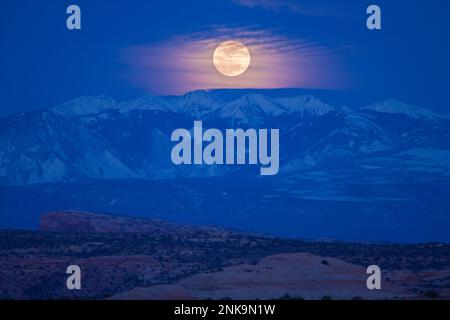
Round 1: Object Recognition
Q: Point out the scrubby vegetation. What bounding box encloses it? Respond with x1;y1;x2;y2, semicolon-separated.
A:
1;230;450;299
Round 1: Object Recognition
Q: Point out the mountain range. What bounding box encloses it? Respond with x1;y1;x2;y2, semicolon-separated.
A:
1;90;449;186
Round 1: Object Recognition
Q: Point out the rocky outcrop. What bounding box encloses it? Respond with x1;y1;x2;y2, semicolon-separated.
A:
109;253;410;300
40;210;201;234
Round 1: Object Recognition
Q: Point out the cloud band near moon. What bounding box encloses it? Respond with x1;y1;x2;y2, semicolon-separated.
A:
120;26;351;95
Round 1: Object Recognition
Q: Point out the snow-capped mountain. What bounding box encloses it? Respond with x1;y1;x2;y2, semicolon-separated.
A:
0;91;449;185
54;95;172;117
0;109;148;185
118;95;172;113
169;90;224;118
53;95;117;117
273;94;334;118
215;93;289;126
362;99;446;122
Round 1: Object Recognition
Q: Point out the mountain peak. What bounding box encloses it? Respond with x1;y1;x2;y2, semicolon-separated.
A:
53;95;117;117
171;90;223;117
119;95;170;113
273;95;334;117
238;93;277;105
226;93;288;117
183;89;215;97
362;99;444;121
180;90;222;103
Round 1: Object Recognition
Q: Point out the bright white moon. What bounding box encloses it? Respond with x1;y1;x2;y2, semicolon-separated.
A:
213;41;251;77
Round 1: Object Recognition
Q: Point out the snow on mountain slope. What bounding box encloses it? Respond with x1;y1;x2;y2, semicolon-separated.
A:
362;99;446;122
0;110;141;184
282;110;400;173
274;95;334;118
217;93;288;125
53;96;117;117
170;90;224;118
395;148;450;171
54;95;172;117
322;112;397;154
1;91;449;185
118;95;171;113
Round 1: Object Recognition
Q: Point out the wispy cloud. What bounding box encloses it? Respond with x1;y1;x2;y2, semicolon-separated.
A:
232;0;340;17
120;26;349;95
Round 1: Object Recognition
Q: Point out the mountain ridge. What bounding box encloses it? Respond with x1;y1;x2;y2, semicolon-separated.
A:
2;90;448;120
1;91;449;185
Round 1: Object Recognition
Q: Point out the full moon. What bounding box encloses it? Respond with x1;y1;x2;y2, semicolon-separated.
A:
213;41;251;77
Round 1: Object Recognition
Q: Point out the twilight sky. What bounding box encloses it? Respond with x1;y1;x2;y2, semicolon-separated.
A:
1;0;450;116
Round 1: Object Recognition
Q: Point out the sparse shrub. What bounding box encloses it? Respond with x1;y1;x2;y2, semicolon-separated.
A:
321;260;330;266
278;293;304;300
280;293;291;300
321;295;333;300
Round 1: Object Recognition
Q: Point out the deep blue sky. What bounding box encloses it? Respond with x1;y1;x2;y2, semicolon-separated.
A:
1;0;449;116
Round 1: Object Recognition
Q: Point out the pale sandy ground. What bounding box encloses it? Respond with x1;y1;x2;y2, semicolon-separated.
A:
109;253;414;300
